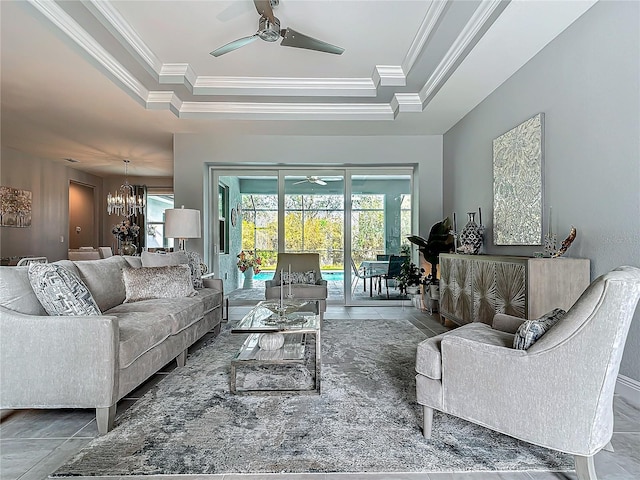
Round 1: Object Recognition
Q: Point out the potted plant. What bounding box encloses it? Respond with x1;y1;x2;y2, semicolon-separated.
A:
397;258;425;295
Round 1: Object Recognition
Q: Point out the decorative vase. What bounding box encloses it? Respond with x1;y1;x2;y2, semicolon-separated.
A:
459;212;483;254
242;268;254;289
259;332;285;351
406;285;420;295
120;240;137;256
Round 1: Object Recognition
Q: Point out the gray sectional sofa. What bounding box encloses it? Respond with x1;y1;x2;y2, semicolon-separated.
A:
0;255;223;434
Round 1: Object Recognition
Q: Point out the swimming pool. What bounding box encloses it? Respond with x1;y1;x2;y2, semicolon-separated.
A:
253;271;344;282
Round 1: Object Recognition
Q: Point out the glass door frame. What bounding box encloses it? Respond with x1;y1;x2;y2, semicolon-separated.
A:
206;165;417;306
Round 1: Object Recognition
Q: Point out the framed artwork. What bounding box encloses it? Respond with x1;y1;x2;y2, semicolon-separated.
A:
493;113;544;245
0;186;32;227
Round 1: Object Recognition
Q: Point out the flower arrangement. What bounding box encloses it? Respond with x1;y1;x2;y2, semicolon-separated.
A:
111;219;140;242
237;250;262;274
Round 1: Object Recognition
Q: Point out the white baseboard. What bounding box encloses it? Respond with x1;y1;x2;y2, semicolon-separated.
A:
616;374;640;405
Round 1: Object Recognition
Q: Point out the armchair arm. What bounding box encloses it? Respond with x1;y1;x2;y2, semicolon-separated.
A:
492;313;526;333
316;279;328;286
0;306;119;409
265;279;278;288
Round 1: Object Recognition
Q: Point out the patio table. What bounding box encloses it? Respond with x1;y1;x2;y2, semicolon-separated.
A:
360;260;389;297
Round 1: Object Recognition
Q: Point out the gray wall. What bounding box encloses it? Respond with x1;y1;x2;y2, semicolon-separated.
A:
442;1;640;381
173;133;444;260
1;147;104;262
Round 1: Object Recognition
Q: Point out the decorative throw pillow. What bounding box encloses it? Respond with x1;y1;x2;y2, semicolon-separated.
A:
184;251;204;289
141;250;203;289
122;265;197;303
282;270;316;285
513;308;566;350
27;263;101;316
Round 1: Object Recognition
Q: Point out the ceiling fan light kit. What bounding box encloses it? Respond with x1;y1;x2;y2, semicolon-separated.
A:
210;0;344;57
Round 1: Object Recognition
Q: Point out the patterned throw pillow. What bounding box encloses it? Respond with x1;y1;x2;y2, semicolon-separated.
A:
282;270;316;285
141;250;203;289
184;251;204;289
122;265;197;303
513;308;566;350
28;263;101;316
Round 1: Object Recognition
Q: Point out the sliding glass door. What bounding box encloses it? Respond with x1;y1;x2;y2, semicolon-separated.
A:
209;167;414;306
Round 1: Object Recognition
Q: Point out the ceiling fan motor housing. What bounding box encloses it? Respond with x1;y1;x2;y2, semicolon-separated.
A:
258;16;281;42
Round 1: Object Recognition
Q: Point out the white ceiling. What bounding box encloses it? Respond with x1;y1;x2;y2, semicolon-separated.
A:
0;0;597;177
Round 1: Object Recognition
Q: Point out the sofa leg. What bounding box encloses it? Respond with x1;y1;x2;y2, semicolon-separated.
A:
96;405;116;435
575;454;597;480
422;406;433;439
176;349;187;367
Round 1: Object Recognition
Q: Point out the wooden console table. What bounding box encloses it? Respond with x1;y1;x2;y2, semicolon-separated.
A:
439;254;590;326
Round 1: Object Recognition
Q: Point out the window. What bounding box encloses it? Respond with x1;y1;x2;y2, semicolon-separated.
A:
219;184;229;254
146;191;174;249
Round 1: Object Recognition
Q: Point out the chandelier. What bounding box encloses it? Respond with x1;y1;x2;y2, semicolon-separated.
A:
106;160;145;216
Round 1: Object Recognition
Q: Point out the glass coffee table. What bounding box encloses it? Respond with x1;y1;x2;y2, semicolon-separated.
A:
230;300;321;395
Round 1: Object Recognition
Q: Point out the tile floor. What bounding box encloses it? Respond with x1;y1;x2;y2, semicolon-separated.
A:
1;306;639;480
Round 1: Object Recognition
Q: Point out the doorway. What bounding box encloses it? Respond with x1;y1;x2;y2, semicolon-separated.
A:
68;181;96;249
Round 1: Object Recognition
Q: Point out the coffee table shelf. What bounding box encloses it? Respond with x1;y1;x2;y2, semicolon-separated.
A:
230;300;321;395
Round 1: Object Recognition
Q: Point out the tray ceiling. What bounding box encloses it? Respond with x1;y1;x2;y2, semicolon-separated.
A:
0;0;597;176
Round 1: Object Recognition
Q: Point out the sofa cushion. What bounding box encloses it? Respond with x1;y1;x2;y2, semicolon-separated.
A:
0;266;48;315
141;250;188;267
27;263;101;316
197;287;223;314
112;309;175;368
73;256;129;311
122;265;196;303
513;308;566;350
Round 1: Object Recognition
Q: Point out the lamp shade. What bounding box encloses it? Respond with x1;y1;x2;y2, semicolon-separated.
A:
164;207;201;239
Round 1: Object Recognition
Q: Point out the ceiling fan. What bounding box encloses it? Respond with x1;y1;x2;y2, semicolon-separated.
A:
293;176;328;185
210;0;344;57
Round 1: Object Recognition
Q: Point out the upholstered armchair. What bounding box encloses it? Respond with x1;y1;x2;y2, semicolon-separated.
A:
415;266;640;480
265;253;328;319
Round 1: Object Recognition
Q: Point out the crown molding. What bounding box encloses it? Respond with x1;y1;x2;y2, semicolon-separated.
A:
419;0;507;107
373;66;406;87
159;64;197;89
146;91;182;116
83;0;162;80
391;94;423;116
191;77;377;97
27;0;148;104
402;0;449;74
178;102;394;121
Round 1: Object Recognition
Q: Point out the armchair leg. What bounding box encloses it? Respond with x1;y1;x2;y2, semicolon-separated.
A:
575;454;597;480
422;406;433;439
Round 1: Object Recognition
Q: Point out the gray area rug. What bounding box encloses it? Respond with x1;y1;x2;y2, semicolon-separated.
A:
54;318;573;475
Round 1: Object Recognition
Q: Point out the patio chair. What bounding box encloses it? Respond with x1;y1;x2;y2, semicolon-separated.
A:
264;253;328;319
415;266;640;480
350;258;368;293
382;255;404;298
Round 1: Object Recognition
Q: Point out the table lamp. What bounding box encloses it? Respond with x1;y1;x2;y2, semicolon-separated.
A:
164;206;201;251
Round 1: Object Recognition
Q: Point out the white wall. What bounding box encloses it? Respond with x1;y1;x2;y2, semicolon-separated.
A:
443;1;640;381
173;134;444;261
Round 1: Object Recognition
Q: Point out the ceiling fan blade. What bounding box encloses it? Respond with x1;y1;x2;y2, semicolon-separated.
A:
254;0;275;24
280;28;344;55
292;180;307;185
315;179;327;185
210;34;259;57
